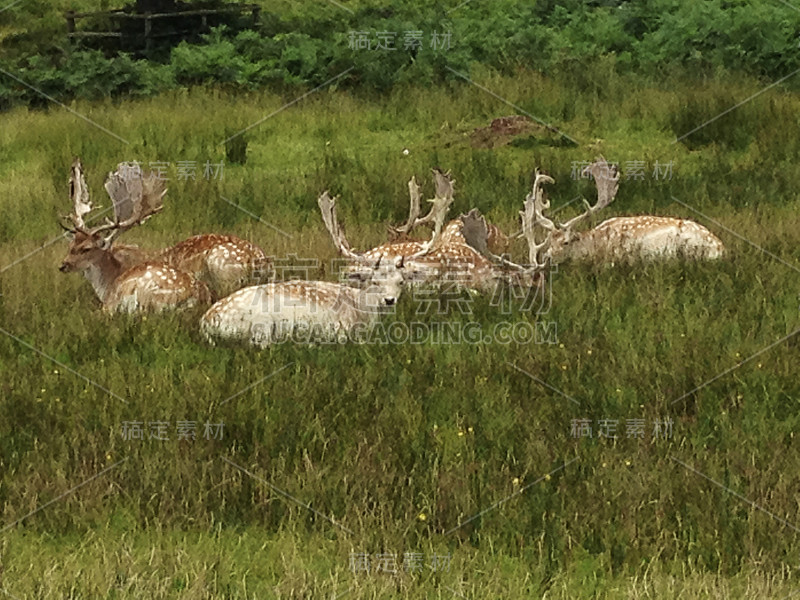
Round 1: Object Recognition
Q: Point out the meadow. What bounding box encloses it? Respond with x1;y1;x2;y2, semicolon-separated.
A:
0;65;799;598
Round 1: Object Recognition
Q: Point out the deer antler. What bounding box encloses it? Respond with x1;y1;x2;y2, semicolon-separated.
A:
317;190;362;260
62;160;166;243
459;208;491;257
521;169;557;269
407;168;455;259
101;163;166;233
320;168;456;265
558;156;619;232
460;208;523;271
388;175;422;237
461;169;555;275
390;168;454;238
585;156;619;208
65;157;93;232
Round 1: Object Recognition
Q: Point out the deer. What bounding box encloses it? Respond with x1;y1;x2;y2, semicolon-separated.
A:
59;158;212;314
321;170;527;294
542;158;725;263
457;168;557;289
199;257;409;347
199;175;458;347
60;161;269;299
110;233;271;298
388;176;510;255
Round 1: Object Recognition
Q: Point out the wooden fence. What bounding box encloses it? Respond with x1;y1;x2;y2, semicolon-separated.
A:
65;4;260;52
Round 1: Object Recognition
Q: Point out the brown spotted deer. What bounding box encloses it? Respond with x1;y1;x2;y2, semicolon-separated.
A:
458;169;557;288
111;233;270;298
66;161;269;298
59;158;212;313
544;158;725;263
323;170;524;294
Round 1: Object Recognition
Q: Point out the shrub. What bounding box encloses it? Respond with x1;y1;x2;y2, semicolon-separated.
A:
2;0;800;109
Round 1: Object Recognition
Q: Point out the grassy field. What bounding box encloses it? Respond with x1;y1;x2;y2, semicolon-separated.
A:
0;67;799;598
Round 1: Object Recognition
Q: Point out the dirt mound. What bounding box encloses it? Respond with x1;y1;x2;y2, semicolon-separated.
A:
470;115;544;148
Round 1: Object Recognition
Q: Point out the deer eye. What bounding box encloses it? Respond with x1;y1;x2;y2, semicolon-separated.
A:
79;246;92;254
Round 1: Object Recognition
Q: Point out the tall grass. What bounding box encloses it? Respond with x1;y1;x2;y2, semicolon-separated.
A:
0;68;799;597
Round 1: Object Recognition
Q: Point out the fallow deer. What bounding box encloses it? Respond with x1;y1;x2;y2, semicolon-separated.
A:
199;171;463;347
87;162;269;297
199;257;408;347
542;158;725;263
323;170;523;294
109;233;270;298
59;158;212;313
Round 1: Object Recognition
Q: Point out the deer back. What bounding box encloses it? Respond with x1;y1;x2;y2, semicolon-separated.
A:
158;233;271;296
201;256;408;346
554;216;725;262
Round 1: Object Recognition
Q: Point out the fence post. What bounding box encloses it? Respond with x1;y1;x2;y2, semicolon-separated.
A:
144;12;152;53
65;11;76;35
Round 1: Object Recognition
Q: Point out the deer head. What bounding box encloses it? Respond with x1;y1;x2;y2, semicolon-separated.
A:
546;157;620;259
59;159;166;274
459;167;556;280
318;168;455;279
344;255;407;312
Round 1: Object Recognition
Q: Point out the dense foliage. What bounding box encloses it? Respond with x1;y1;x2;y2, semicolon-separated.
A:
1;0;799;108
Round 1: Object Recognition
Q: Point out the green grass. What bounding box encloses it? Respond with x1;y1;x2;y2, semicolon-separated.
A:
0;68;799;598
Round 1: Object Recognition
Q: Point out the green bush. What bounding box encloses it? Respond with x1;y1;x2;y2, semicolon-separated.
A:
172;35;246;86
2;0;800;109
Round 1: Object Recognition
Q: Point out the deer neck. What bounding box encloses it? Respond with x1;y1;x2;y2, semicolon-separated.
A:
333;285;365;315
83;251;125;302
111;243;152;269
353;287;377;315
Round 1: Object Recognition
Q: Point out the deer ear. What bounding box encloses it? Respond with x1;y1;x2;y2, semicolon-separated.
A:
97;235;113;250
58;218;76;240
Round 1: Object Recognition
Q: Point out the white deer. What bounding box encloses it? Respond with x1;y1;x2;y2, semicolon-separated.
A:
199;258;407;347
542;158;725;263
199;174;461;347
59;158;212;313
